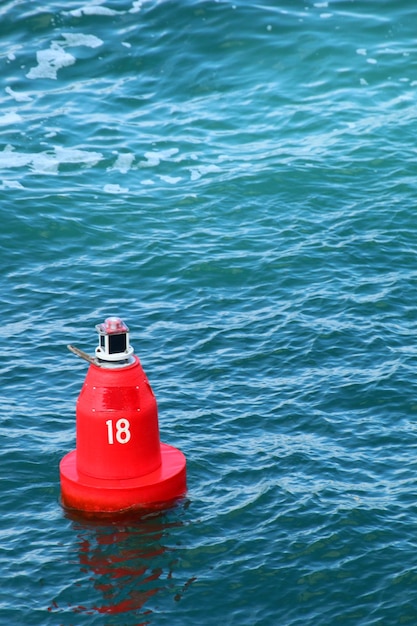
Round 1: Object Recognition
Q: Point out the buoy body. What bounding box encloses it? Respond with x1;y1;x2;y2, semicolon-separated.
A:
60;320;186;515
75;358;162;480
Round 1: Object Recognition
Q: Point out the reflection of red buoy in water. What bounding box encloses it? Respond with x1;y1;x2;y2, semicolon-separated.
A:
59;317;186;515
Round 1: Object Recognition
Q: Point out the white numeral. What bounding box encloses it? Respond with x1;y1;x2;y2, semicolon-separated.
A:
106;418;131;444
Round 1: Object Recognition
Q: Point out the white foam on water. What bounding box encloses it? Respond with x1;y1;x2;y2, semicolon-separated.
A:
31;153;59;174
141;152;160;167
67;0;148;17
0;145;31;168
189;164;221;181
159;175;182;184
129;1;146;14
26;32;103;80
0;144;103;174
108;152;135;173
54;146;103;166
60;33;103;48
0;149;59;174
69;2;118;17
5;87;33;102
103;183;129;194
141;148;179;167
1;179;24;189
0;111;22;125
26;44;76;80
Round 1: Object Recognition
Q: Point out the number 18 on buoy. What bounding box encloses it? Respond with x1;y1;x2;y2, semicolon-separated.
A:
59;317;186;515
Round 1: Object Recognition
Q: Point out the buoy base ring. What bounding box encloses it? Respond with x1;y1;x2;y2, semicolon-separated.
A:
60;443;186;515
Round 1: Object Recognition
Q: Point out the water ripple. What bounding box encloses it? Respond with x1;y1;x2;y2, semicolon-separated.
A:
2;2;417;625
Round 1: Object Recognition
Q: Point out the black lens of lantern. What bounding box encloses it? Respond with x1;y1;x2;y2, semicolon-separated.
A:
108;333;127;354
100;335;105;349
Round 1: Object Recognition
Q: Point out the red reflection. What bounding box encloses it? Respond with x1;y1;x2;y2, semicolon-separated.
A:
65;506;191;623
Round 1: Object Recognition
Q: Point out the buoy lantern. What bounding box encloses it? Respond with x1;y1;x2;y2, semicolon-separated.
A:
60;317;186;515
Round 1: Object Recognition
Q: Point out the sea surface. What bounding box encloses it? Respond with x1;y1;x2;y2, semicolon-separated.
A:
2;1;417;624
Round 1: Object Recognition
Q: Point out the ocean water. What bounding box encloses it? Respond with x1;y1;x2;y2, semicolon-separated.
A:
2;0;417;624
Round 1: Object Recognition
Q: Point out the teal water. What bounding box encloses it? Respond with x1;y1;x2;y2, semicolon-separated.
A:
2;1;417;624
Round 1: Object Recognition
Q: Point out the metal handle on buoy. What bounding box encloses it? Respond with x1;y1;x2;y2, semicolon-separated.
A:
67;344;97;364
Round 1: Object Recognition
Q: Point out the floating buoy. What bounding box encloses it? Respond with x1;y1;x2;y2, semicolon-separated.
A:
60;317;186;515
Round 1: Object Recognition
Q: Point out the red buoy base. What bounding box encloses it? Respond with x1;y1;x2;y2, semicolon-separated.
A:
60;443;186;515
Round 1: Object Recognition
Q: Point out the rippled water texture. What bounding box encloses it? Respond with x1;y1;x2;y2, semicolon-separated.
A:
2;1;417;624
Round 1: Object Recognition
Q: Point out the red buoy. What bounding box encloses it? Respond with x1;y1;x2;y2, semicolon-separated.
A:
60;317;186;515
